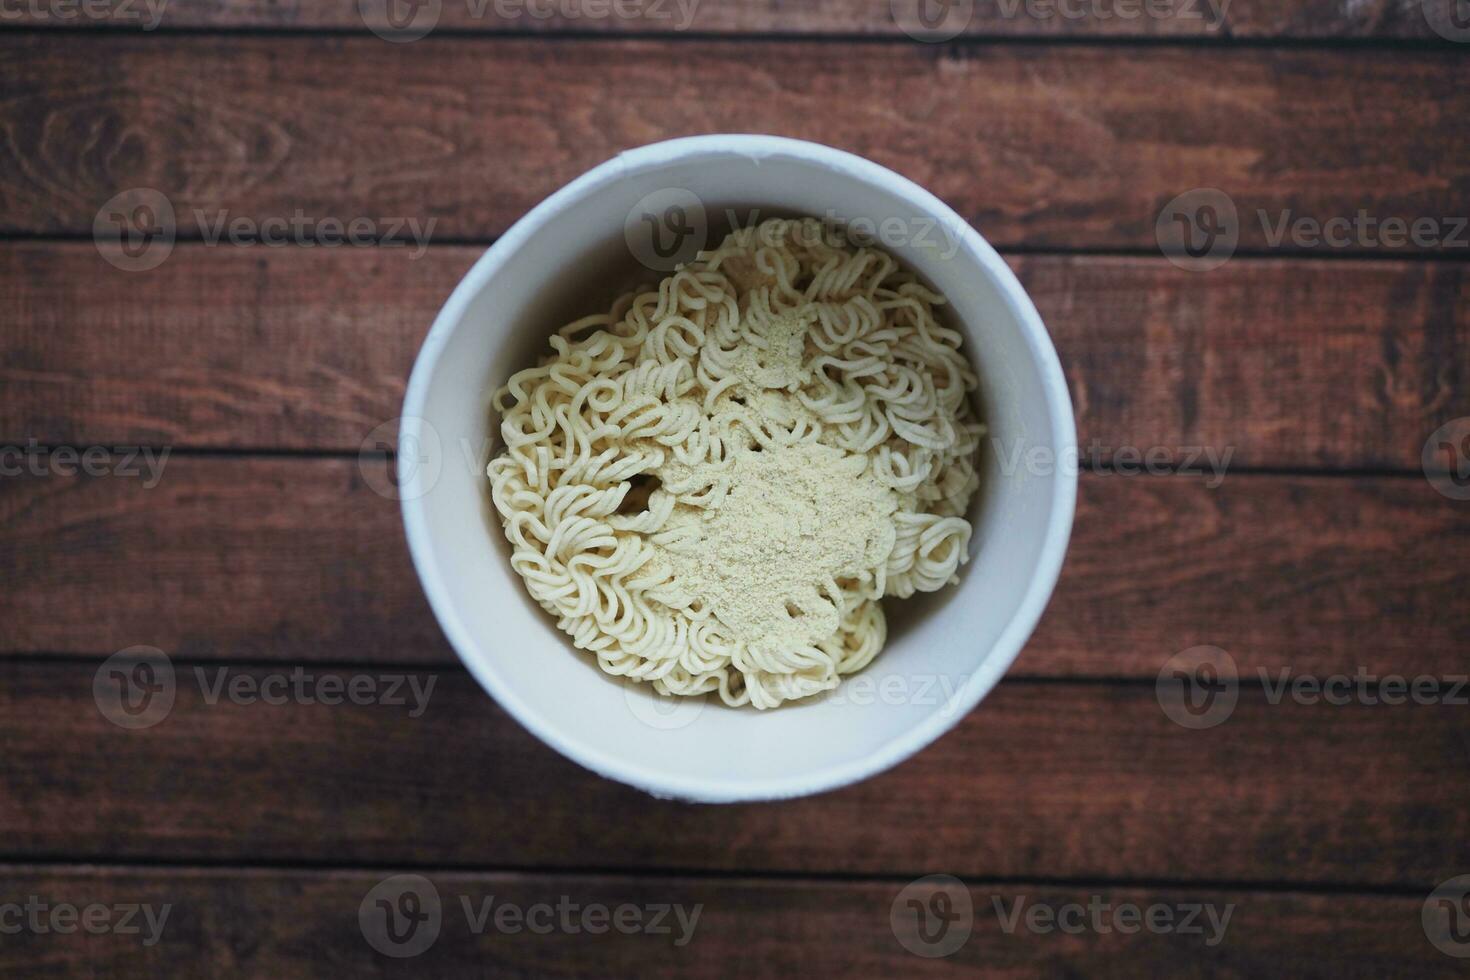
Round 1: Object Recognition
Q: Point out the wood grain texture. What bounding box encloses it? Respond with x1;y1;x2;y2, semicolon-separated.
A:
2;0;1461;39
2;458;1466;677
1;37;1466;251
0;243;473;451
1013;254;1470;473
3;243;1465;468
0;867;1453;979
0;457;452;663
1031;471;1470;678
2;663;1468;887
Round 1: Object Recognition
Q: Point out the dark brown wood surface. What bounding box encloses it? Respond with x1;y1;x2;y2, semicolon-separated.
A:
2;869;1458;975
1;17;1467;980
4;661;1468;888
1;37;1467;253
5;0;1464;40
0;868;1452;978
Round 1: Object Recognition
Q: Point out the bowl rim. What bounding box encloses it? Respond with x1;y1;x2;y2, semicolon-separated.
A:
399;134;1078;802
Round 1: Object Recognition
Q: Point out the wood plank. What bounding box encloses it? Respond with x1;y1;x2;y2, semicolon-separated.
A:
2;459;1466;678
1;37;1466;251
1013;254;1470;473
0;457;452;664
2;663;1467;887
4;243;1466;469
0;866;1451;978
2;0;1458;40
0;243;473;452
1030;472;1470;678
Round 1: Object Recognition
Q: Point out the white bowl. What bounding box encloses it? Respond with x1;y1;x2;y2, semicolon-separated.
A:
399;135;1076;802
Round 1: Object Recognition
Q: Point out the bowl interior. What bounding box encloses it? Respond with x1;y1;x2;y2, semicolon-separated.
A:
402;140;1073;800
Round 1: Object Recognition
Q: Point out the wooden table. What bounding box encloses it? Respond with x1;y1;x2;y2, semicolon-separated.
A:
2;3;1468;976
